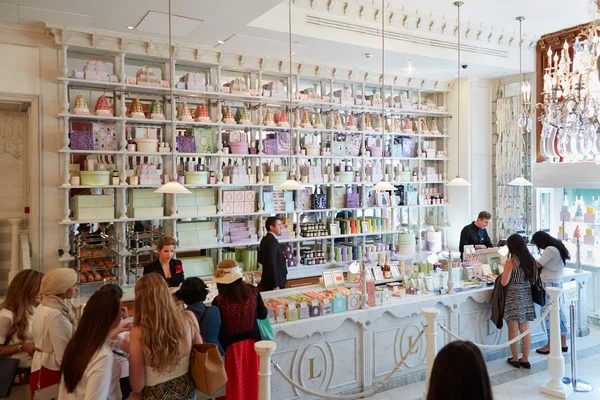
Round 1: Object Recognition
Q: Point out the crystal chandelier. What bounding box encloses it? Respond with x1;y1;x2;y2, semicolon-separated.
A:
538;0;600;163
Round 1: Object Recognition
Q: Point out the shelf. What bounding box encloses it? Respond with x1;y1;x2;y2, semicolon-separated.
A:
60;78;451;119
59;148;121;155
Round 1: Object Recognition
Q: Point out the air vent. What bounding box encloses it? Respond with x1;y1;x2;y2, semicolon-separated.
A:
306;15;508;58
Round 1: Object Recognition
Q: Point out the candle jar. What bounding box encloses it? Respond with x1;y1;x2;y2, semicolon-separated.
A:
70;176;80;186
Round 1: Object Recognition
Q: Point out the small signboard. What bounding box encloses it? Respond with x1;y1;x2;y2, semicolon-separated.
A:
563;280;579;303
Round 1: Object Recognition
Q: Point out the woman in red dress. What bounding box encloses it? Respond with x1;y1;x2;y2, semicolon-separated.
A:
212;260;267;400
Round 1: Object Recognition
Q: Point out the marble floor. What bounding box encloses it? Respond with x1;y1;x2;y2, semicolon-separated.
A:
368;326;600;400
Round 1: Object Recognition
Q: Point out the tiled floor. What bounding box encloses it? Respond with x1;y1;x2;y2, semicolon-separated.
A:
369;326;600;400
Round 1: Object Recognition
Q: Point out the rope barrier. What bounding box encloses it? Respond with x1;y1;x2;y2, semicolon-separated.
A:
439;302;553;349
271;325;427;399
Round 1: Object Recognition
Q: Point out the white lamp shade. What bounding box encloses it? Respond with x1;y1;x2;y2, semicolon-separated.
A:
447;176;471;187
507;177;533;187
348;261;360;274
154;181;192;194
370;180;396;191
278;178;305;191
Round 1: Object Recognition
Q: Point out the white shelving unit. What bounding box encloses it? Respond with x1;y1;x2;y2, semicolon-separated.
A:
57;46;452;281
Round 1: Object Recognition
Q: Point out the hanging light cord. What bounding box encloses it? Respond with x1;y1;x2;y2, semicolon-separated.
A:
289;0;293;177
381;0;385;174
168;0;175;179
454;1;463;178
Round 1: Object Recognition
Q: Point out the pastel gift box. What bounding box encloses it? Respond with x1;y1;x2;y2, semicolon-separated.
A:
584;213;596;223
560;211;571;221
584;234;595;245
332;296;347;313
69;131;94;150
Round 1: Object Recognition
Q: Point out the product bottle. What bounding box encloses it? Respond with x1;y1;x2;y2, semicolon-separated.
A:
383;253;392;279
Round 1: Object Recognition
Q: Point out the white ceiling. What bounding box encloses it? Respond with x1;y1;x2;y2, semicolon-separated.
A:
0;0;593;80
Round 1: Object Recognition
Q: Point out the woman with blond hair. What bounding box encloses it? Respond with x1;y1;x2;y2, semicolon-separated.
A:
0;269;43;399
143;236;185;291
128;273;202;400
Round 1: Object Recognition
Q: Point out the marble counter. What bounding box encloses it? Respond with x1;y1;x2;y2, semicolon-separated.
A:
571;259;600;327
268;268;591;400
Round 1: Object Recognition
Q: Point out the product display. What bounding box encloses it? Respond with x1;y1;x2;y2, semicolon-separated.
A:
194;103;211;122
149;100;165;120
94;94;112;116
177;102;194;122
73;94;90;115
129;98;145;119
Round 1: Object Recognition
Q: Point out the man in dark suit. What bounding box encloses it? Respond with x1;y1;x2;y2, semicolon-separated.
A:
259;217;287;291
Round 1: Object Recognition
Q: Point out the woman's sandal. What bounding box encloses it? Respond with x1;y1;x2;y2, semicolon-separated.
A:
519;359;531;369
507;358;521;368
536;347;550;355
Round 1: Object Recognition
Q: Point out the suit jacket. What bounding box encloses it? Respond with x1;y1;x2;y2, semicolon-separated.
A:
491;275;506;329
143;259;185;287
258;233;287;291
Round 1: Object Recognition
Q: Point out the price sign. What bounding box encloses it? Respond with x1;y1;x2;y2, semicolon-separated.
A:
563;280;579;303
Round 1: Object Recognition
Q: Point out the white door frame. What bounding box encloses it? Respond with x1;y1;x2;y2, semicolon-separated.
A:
0;92;42;270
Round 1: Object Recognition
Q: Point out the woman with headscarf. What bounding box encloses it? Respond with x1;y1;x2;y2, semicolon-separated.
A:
29;268;78;396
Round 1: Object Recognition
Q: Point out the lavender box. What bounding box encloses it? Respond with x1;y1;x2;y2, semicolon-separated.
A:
69;130;94;150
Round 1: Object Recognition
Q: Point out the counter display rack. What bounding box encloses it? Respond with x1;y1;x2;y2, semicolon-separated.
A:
70;233;120;293
57;48;452;283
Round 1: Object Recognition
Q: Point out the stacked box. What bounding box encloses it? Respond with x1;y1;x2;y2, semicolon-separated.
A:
135;67;162;87
127;189;164;218
177;221;218;249
263;191;293;212
279;217;295;239
262;81;287;98
178;72;206;91
176;188;217;217
222;165;255;184
178;255;215;277
73;194;115;220
135;164;162;185
223;220;257;244
222;190;256;214
332;88;354;105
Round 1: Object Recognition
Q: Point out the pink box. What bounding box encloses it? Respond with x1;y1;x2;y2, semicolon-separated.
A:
161;81;170;88
250;234;258;241
584;235;595;245
126;77;136;84
584;213;596;223
560;212;571;222
557;232;569;240
245;191;256;201
223;203;234;213
223;236;231;243
234;203;244;213
245;202;255;212
222;191;235;202
234;191;245;202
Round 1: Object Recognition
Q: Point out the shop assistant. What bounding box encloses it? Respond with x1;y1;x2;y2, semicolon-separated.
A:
143;236;185;291
459;211;494;259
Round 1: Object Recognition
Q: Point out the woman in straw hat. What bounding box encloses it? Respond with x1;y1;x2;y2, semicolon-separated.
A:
29;268;78;396
212;259;268;400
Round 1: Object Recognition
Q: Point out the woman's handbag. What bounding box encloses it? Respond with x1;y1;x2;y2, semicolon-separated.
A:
531;270;546;307
190;343;228;395
257;318;275;341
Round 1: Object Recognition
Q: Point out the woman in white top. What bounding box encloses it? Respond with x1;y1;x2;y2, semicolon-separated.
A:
59;290;123;399
29;268;78;396
531;231;569;354
0;270;43;400
129;273;202;400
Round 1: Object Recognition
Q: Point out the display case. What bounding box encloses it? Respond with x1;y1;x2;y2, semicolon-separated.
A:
71;232;120;292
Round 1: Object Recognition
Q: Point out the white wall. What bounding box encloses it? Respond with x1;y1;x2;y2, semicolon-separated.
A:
0;22;60;272
447;78;494;250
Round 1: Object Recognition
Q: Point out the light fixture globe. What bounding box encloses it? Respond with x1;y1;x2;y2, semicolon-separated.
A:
370;180;396;191
278;177;305;191
154;181;192;194
447;175;471;187
507;176;533;186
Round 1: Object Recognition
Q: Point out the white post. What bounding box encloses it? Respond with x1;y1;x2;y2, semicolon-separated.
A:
255;340;277;400
7;218;22;284
422;307;440;399
541;287;573;399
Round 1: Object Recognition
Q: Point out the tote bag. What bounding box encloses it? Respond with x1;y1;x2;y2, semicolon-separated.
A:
190;343;227;395
531;269;546;307
257;318;275;341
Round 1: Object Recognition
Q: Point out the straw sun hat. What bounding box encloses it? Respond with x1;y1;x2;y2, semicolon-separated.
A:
212;259;244;284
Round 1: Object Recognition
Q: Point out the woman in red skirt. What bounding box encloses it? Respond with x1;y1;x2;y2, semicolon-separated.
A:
212;260;268;400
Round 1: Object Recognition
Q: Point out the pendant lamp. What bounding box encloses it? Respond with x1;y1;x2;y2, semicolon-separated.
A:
370;0;395;192
154;0;192;196
279;0;304;191
447;1;471;187
508;16;533;188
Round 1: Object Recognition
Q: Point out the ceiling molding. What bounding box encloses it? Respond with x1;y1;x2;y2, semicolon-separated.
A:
46;24;451;91
293;0;538;49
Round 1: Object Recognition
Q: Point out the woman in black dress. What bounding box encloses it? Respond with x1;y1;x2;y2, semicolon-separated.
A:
143;236;185;291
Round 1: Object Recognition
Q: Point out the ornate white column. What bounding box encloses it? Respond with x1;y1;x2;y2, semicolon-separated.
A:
422;307;440;399
255;341;277;400
7;218;22;284
541;287;573;399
